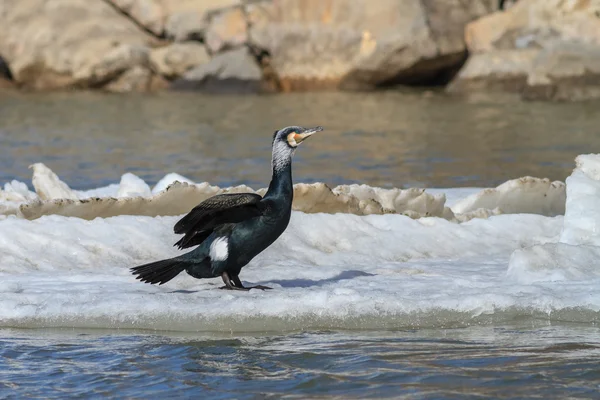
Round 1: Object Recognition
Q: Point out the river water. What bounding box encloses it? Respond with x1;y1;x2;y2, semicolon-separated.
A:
1;90;598;190
1;89;600;398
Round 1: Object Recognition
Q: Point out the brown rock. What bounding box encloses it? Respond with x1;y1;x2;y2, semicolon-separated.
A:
103;65;153;92
464;9;515;53
0;55;12;77
523;42;600;101
0;54;13;88
107;0;165;36
106;0;240;40
246;0;497;91
149;42;210;78
204;6;248;54
164;0;241;41
450;0;600;101
170;47;263;93
0;0;154;91
148;73;171;91
447;49;539;93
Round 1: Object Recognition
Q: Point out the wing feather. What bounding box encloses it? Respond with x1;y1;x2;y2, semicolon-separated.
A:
173;193;263;250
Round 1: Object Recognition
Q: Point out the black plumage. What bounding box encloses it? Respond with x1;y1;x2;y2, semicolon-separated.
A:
173;193;263;250
130;125;323;290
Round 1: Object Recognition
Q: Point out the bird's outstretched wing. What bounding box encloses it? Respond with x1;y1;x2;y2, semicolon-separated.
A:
173;193;264;250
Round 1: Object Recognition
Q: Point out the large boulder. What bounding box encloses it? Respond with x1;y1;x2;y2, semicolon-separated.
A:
449;0;600;101
106;0;166;36
0;0;157;91
107;0;241;40
163;0;241;40
204;6;248;54
149;42;210;78
170;47;263;93
245;0;497;91
103;65;153;92
523;42;600;101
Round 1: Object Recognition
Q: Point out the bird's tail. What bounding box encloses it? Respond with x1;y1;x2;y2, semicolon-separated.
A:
130;257;189;285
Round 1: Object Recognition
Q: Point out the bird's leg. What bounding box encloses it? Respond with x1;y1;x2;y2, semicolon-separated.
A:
232;275;272;291
231;275;245;288
219;271;249;291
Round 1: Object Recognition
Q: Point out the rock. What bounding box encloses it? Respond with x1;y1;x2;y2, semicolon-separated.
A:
246;0;497;91
106;0;241;40
149;42;210;78
0;54;14;89
0;54;13;81
204;6;248;54
107;0;165;36
103;65;153;92
164;0;241;41
148;74;171;91
523;42;600;101
449;0;600;101
164;12;207;42
82;44;150;86
0;0;154;91
447;49;538;93
170;47;263;93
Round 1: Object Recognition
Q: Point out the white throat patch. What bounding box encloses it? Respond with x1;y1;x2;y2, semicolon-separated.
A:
209;237;229;261
272;140;294;174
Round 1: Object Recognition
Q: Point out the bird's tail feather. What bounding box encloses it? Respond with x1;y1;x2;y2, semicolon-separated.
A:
130;258;189;285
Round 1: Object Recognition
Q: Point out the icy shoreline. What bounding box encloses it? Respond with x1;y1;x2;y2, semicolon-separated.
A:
1;162;565;223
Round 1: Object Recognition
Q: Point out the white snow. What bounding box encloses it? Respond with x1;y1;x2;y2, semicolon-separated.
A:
451;176;565;216
507;154;600;283
0;210;565;332
152;173;195;194
116;173;152;198
30;163;79;201
0;155;598;332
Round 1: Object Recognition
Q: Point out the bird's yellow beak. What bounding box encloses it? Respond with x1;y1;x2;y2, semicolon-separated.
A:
293;126;323;144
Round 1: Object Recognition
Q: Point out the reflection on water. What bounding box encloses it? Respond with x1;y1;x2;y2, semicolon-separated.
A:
1;90;599;190
1;324;599;398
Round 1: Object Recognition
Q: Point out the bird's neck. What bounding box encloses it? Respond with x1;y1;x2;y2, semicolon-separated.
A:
264;143;294;201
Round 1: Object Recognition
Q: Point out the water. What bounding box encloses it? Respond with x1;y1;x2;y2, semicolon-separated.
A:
2;325;600;398
1;90;599;190
2;89;600;398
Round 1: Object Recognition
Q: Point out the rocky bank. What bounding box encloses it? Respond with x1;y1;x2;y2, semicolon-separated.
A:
448;0;600;101
0;0;598;101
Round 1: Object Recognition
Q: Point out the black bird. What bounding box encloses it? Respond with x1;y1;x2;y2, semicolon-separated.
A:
130;126;324;290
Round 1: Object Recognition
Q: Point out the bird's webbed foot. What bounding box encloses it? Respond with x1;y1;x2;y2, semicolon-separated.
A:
219;272;272;291
232;275;272;290
245;285;273;290
219;272;249;291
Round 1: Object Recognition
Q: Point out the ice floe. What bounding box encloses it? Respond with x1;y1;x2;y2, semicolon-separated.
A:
0;156;598;332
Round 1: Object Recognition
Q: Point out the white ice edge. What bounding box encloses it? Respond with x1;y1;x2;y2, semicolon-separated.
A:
507;154;600;284
0;163;566;222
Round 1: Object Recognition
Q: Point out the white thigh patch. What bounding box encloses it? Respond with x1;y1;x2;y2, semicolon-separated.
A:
210;237;229;261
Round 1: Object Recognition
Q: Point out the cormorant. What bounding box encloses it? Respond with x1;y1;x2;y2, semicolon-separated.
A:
130;126;324;290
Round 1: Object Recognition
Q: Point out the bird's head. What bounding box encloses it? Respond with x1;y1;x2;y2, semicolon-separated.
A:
270;126;323;173
272;126;324;149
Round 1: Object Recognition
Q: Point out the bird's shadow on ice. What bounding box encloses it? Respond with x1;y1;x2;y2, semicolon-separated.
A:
264;270;375;288
167;270;375;293
169;289;199;294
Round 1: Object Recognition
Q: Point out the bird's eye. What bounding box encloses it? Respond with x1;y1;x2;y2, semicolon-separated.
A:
286;132;298;147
